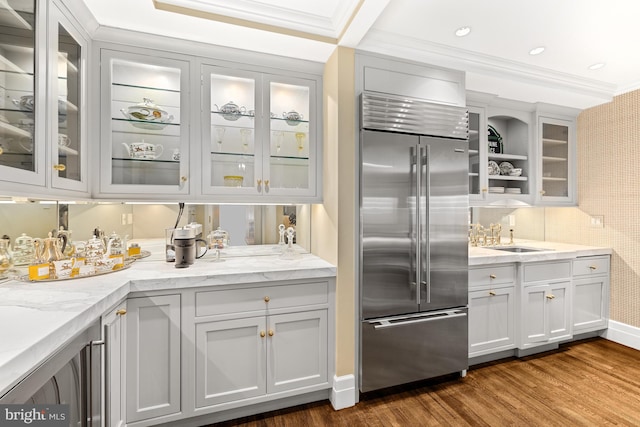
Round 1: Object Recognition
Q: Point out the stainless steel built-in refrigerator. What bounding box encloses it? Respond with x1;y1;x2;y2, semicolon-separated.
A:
359;92;469;392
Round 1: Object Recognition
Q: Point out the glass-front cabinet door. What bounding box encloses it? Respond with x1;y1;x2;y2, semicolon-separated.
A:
266;75;316;198
0;0;46;186
49;4;87;192
468;106;485;202
537;117;574;205
202;66;260;196
100;49;189;196
202;64;318;201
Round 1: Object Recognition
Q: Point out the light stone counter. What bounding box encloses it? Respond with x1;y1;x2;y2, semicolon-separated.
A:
469;239;612;266
0;242;336;397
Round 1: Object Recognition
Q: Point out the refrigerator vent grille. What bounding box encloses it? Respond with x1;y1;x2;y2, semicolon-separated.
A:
361;92;468;139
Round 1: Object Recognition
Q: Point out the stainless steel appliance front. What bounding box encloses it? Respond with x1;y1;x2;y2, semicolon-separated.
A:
359;93;469;392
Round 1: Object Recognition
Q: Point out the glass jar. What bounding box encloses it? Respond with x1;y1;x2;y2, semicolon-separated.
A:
0;238;13;274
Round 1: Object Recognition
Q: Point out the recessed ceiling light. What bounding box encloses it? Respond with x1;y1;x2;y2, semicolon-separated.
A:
588;63;605;70
455;27;471;37
529;46;545;56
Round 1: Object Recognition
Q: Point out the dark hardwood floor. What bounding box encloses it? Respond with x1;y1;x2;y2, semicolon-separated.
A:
211;338;640;426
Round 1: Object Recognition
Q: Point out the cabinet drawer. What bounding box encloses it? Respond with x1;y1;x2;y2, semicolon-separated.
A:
469;265;516;288
195;281;328;317
522;261;571;283
573;256;610;277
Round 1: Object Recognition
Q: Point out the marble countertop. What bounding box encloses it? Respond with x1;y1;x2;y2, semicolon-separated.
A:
469;239;612;266
0;242;336;398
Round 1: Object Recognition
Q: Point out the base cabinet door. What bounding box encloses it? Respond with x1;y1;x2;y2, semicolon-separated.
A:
103;302;127;427
573;276;608;333
267;310;328;394
126;295;181;423
521;281;571;347
195;317;267;408
469;286;515;356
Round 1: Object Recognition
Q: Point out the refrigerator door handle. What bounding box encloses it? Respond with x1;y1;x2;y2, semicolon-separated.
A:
411;145;420;304
421;145;431;303
369;310;468;329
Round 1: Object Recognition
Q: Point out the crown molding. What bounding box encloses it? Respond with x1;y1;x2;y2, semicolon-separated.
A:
357;29;617;102
153;0;361;41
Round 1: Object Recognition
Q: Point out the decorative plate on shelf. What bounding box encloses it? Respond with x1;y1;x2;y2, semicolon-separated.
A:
488;160;500;176
499;161;514;175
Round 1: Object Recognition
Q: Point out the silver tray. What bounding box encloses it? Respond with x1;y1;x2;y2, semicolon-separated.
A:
17;259;134;283
126;250;151;261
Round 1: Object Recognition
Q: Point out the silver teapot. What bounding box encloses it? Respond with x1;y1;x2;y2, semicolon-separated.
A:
214;101;246;115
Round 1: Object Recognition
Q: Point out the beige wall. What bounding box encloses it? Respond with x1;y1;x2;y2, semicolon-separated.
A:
312;46;356;377
544;89;640;328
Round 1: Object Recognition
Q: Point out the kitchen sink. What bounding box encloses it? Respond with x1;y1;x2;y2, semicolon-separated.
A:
489;246;551;253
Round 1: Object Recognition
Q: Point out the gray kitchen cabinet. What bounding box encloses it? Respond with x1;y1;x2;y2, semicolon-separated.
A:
93;37;322;202
97;46;192;198
519;261;572;349
201;64;321;203
468;265;516;357
0;0;90;197
125;294;181;423
192;280;332;413
102;300;127;427
572;256;610;333
535;113;578;205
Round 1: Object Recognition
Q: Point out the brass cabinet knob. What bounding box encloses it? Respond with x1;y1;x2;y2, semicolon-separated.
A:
489;291;496;296
264;296;270;303
489;274;497;279
180;176;188;182
589;265;597;270
546;294;555;300
116;309;127;316
0;146;3;155
268;330;274;337
260;331;266;338
481;187;487;193
540;190;546;195
264;179;270;186
53;164;66;171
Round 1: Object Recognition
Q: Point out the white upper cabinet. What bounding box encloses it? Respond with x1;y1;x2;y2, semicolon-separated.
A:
98;48;191;198
468;92;578;207
535;114;577;205
201;64;320;202
0;0;89;196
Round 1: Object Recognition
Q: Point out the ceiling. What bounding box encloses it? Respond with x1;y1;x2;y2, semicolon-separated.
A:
79;0;640;109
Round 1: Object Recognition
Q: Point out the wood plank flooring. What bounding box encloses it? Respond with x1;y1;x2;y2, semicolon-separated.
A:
211;338;640;426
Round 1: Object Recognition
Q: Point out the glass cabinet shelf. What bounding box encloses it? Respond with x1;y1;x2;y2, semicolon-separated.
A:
489;175;527;181
488;153;528;161
112;82;180;93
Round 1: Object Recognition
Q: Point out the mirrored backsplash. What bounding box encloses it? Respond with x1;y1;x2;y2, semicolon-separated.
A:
0;202;310;252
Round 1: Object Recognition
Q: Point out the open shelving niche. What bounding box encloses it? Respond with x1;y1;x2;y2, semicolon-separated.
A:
486;114;530;196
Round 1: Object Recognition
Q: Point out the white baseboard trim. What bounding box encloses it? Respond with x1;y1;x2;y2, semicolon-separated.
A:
603;321;640;351
330;374;356;410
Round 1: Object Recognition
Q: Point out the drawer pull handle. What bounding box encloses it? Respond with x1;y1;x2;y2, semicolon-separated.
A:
489;291;496;296
264;296;270;303
268;330;274;337
489;274;497;279
53;164;66;171
546;294;555;300
116;309;127;316
260;331;266;338
589;265;597;270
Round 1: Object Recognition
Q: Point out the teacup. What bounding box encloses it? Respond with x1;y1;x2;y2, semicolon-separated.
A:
52;258;76;279
58;134;70;147
123;142;164;160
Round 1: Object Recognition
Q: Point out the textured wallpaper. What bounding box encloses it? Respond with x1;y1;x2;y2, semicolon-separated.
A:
545;89;640;327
